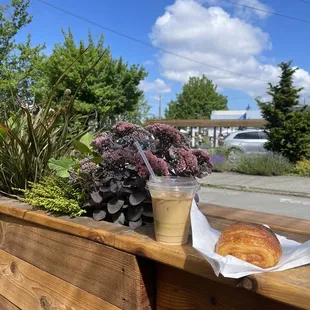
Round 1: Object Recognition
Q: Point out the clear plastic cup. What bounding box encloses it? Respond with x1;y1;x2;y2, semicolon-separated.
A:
147;176;199;245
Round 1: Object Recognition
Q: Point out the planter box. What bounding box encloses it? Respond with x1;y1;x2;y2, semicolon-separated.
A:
0;197;309;309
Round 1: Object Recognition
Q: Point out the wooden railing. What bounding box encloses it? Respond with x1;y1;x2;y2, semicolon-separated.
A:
0;197;308;309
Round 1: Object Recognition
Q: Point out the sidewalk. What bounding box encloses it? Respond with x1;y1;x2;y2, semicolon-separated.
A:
198;172;310;198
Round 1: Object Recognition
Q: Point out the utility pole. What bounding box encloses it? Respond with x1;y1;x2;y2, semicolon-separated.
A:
158;95;162;119
151;95;162;119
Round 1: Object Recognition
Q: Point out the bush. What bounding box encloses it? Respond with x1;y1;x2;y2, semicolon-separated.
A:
19;176;86;217
235;152;294;176
211;155;231;172
295;159;310;177
208;147;227;157
61;122;213;228
0;49;101;194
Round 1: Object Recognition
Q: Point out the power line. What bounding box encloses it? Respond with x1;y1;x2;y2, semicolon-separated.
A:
220;0;310;24
36;0;271;83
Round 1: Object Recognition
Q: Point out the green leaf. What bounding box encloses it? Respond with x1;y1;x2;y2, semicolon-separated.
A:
92;156;104;164
79;132;94;150
48;157;75;178
0;125;7;138
73;140;91;154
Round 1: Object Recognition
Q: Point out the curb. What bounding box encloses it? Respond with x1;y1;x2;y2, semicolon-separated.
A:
199;183;310;199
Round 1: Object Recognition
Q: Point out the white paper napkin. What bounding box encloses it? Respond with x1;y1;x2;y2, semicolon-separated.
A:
190;200;310;278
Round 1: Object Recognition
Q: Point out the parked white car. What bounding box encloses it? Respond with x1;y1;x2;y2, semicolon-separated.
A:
222;129;269;163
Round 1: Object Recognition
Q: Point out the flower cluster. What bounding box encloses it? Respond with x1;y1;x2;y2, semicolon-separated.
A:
102;148;136;168
91;133;115;152
136;151;169;177
146;124;189;151
193;150;213;177
169;148;199;175
79;157;97;174
75;122;212;228
112;121;149;141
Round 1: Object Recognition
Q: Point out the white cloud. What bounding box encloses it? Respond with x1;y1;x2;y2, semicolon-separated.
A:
144;60;154;66
203;0;272;20
139;78;172;94
150;0;310;99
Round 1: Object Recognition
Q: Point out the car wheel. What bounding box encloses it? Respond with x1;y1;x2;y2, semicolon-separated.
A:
228;148;243;164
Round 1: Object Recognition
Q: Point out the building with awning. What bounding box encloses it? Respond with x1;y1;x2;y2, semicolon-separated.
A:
146;110;266;148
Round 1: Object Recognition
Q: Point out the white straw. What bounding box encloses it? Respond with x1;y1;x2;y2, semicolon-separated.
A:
134;141;158;181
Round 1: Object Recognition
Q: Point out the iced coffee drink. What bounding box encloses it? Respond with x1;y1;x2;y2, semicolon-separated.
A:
147;177;199;245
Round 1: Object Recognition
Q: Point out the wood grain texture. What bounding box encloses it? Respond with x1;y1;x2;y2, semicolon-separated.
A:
0;214;155;310
0;198;30;219
156;264;298;310
0;249;119;310
200;203;310;236
244;265;310;309
0;197;309;309
0;294;20;310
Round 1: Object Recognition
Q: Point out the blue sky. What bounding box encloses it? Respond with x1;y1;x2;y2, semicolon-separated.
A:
13;0;310;116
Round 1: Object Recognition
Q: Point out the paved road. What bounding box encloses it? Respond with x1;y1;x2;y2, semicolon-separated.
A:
198;172;310;197
198;186;310;220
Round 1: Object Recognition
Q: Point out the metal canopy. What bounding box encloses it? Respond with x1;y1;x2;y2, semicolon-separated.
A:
146;119;267;127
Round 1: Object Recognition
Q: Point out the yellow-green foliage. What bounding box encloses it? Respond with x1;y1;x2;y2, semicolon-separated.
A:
20;176;86;217
295;159;310;177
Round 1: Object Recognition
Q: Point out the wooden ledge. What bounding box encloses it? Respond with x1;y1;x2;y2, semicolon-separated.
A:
0;197;309;309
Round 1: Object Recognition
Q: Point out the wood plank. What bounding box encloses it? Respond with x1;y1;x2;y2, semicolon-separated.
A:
240;266;310;310
0;198;30;219
0;294;20;310
0;197;308;309
200;203;310;236
0;249;119;310
0;214;155;310
0;199;237;285
114;222;238;286
156;264;298;310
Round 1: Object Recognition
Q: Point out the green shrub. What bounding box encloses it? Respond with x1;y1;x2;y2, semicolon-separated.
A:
295;159;310;177
211;155;231;172
208;147;228;157
0;49;103;194
235;152;294;176
19;176;86;217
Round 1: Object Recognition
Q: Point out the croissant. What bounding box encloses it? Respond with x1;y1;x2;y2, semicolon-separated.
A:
215;222;282;268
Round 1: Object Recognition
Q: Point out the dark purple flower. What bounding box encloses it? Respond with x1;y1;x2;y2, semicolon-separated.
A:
102;148;136;168
136;151;169;177
91;133;115;151
169;148;199;176
79;157;97;174
80;162;97;174
112;121;149;140
146;123;189;150
192;150;213;177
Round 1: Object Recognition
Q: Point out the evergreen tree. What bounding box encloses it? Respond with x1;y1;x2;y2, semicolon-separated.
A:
165;75;227;119
257;61;310;162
